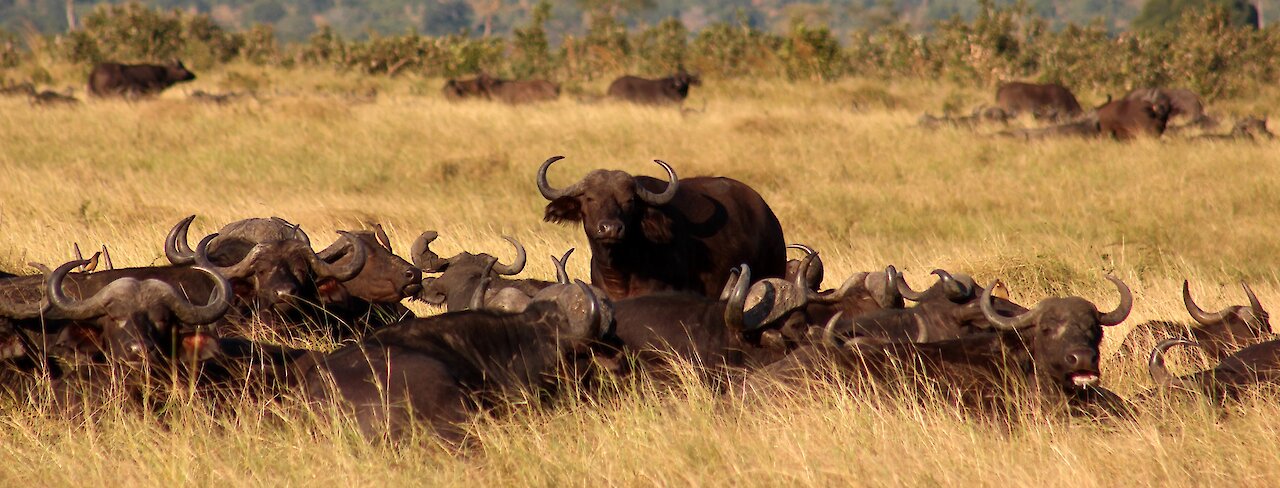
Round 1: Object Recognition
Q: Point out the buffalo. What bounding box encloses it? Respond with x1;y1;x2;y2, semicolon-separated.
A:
1123;88;1206;126
88;60;196;98
1194;116;1274;141
994;82;1084;121
606;68;701;106
751;276;1133;415
1118;281;1270;362
1148;337;1280;403
413;232;562;311
1097;96;1172;140
537;156;786;299
298;279;610;442
784;244;824;291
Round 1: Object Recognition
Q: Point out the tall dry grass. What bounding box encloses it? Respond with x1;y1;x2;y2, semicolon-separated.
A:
0;66;1279;485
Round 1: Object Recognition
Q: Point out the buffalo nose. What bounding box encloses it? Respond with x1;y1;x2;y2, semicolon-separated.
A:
1065;350;1097;369
595;221;624;240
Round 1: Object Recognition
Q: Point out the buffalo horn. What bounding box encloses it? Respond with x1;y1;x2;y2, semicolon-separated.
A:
310;232;368;281
1242;281;1266;321
896;271;926;302
468;259;496;311
46;258;105;320
492;236;527;276
1098;275;1133;326
980;280;1036;330
574;279;604;337
552;248;575;284
1183;280;1227;325
410;231;449;273
1147;338;1203;392
165;215;198;264
721;264;751;331
635;160;679;206
536;155;575;200
822;311;844;346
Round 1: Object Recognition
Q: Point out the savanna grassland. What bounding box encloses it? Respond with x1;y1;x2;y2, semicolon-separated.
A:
1;66;1280;486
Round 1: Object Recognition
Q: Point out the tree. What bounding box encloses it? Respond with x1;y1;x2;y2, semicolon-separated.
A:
1135;0;1260;29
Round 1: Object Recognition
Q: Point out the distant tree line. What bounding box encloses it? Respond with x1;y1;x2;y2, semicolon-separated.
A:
0;2;1275;99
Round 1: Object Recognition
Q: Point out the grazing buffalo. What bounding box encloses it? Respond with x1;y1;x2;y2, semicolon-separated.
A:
87;60;196;98
752;276;1133;415
1097;96;1172;140
412;232;563;312
1118;281;1270;362
537;156;786;299
994;82;1083;121
606;68;701;105
1124;88;1205;125
1148;338;1280;403
298;280;610;442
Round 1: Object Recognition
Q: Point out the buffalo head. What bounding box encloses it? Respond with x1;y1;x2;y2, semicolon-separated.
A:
45;235;231;364
167;59;196;83
1183;280;1271;344
411;231;527;309
980;276;1132;393
538;156;679;246
317;224;422;304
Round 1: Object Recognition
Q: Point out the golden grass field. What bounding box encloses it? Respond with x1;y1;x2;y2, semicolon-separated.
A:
1;64;1280;485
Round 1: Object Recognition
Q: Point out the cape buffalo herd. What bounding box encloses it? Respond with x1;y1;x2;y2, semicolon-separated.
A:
4;155;1274;443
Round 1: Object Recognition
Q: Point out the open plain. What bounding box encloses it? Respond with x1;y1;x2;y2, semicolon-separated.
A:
1;66;1280;485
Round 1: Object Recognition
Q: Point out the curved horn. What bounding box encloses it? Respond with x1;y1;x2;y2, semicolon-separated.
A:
822;311;844;346
165;215;198;265
933;269;971;300
468;259;496;311
536;155;572;200
1098;275;1133;327
1148;338;1203;391
552;248;574;284
722;264;751;331
1242;281;1266;320
46;258;104;320
980;280;1036;330
161;234;234;325
310;232;368;281
1183;280;1227;325
786;243;817;256
810;271;869;304
896;271;926;302
719;266;742;302
793;252;818;288
492;236;527;276
878;265;901;308
410;231;448;273
574;279;603;337
635;160;679;206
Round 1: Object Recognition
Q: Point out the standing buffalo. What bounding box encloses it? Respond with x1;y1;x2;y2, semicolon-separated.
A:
441;74;559;104
537;156;786;299
87;60;196;98
994;81;1083;121
606;68;701;106
1097;96;1172;140
1123;88;1205;125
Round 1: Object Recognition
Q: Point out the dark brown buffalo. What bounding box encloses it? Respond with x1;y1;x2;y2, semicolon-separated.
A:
994;81;1084;121
165;216;367;323
751;277;1133;415
606;69;701;105
87;60;196;98
298;280;609;442
412;232;559;311
1118;281;1270;362
773;263;906;341
1097;96;1172;140
310;225;423;331
441;77;487;100
607;264;811;378
1124;88;1204;124
538;156;786;300
1148;338;1280;403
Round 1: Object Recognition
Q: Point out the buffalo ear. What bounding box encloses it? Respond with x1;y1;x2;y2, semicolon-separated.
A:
544;197;583;224
640;207;674;244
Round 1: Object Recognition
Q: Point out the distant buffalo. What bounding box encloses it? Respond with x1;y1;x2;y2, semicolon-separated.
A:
994;81;1083;121
88;60;196;98
607;68;701;106
1123;88;1205;125
1097;96;1172;140
442;73;559;104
